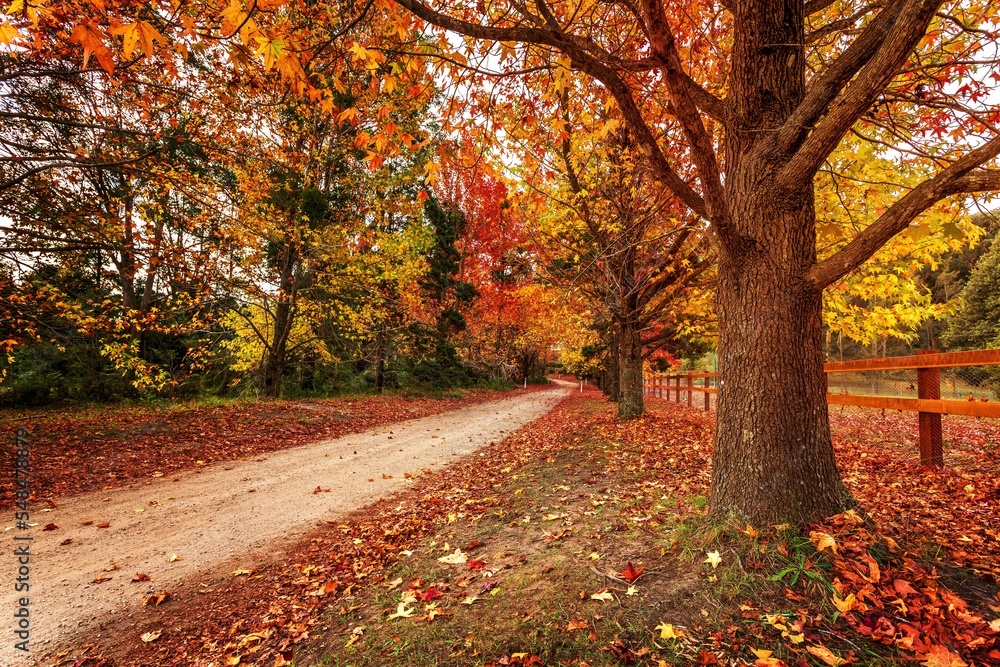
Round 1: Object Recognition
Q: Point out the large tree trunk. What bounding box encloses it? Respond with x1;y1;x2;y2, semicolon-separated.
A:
706;0;852;524
710;192;852;523
617;310;644;419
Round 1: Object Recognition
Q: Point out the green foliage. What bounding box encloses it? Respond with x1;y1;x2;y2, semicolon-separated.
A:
941;238;1000;352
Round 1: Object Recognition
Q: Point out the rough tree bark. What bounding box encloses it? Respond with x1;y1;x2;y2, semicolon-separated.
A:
705;0;853;520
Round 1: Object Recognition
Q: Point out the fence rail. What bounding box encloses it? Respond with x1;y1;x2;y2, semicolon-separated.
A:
644;348;1000;468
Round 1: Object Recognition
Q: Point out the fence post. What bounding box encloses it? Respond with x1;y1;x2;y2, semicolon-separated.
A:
917;349;944;467
704;378;711;411
686;376;693;407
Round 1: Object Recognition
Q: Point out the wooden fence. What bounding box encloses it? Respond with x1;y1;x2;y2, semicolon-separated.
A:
644;348;1000;468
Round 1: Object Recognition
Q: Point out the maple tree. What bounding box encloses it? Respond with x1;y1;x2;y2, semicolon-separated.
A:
388;0;1000;522
510;79;714;417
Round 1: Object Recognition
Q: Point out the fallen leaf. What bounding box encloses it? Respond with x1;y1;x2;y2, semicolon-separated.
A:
921;646;967;667
810;530;838;553
132;573;151;582
96;522;110;528
590;589;614;602
807;645;850;666
387;602;415;619
437;548;468;564
43;523;58;531
619;561;644;583
832;592;856;613
566;619;588;631
142;591;171;606
655;622;681;639
140;630;162;642
167;553;180;563
704;550;722;568
419;587;443;602
755;658;788;667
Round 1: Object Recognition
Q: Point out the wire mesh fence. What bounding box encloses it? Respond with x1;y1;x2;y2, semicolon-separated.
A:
827;366;997;401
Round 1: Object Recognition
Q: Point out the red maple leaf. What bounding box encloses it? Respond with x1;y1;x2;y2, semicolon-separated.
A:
419;587;443;602
619;561;644;583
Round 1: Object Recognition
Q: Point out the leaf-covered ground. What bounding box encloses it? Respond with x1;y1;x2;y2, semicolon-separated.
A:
0;387;543;509
52;392;1000;667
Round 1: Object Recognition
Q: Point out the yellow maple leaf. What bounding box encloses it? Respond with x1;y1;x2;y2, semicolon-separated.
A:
590;589;614;602
655;622;680;639
437;548;468;564
807;645;850;666
0;22;19;45
810;531;838;553
704;550;722;568
832;592;856;613
387;602;415;620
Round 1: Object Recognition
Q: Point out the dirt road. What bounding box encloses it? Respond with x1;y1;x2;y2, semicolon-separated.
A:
2;385;570;664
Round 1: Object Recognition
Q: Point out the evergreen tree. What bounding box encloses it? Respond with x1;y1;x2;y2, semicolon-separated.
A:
942;239;1000;351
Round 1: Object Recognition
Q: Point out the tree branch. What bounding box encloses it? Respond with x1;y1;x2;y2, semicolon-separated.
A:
569;55;710;219
773;0;907;156
392;0;710;220
804;0;839;14
778;0;945;189
639;0;728;223
808;137;1000;289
